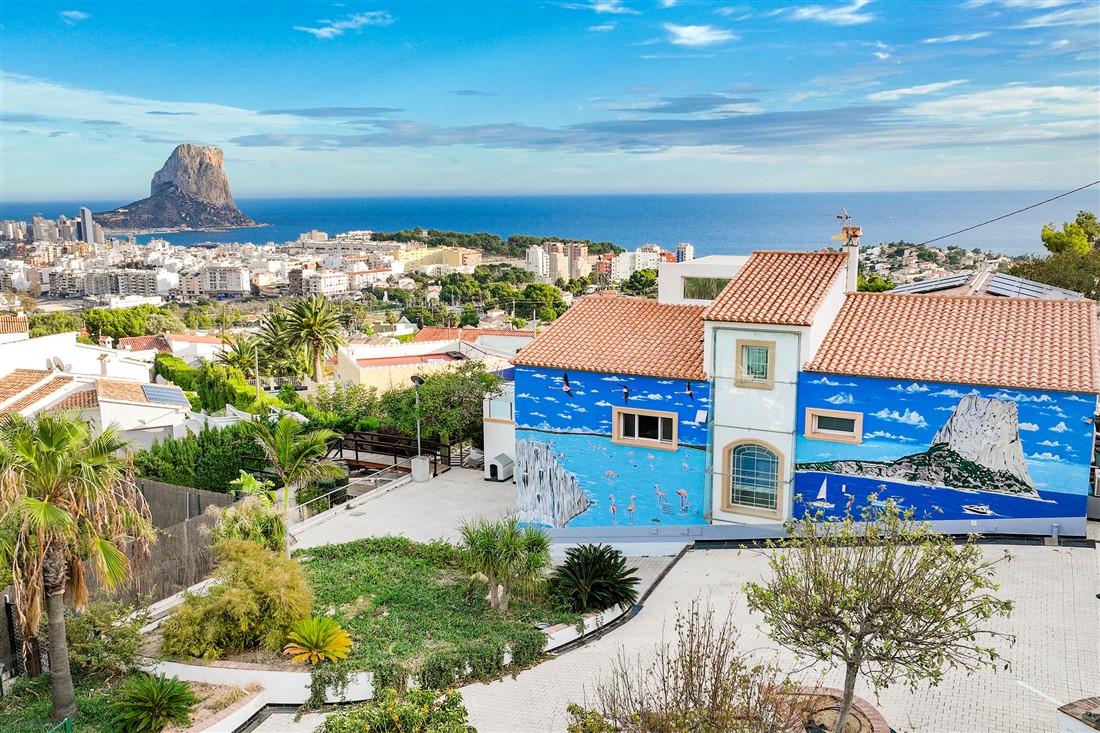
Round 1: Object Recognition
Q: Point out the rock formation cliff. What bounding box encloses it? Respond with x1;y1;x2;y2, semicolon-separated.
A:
931;394;1034;488
797;396;1040;498
514;439;592;527
96;144;258;231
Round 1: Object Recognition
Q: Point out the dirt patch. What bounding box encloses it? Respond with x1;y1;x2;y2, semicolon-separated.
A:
164;682;260;733
805;700;874;733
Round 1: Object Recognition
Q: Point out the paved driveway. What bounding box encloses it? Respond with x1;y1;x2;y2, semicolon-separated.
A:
460;543;1099;733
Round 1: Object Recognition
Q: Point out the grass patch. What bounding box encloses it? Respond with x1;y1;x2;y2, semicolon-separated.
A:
0;673;123;733
299;536;579;683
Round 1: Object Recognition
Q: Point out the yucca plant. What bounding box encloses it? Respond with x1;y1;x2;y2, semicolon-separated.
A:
551;544;640;613
284;616;353;665
110;673;197;733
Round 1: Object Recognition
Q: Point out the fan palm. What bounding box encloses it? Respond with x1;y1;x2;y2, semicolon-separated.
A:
241;417;344;557
257;309;306;378
217;336;261;381
0;413;154;721
287;295;345;382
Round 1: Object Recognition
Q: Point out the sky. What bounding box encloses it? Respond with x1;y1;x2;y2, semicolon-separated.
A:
1;0;1098;198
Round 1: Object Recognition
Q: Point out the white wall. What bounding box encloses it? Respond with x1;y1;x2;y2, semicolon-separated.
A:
657;256;748;305
1;332;151;382
98;399;189;449
708;327;802;525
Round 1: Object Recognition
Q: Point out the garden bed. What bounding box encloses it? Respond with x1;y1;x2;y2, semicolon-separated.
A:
299;536;582;683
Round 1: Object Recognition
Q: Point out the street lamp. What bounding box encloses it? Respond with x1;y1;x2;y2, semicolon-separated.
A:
411;374;425;457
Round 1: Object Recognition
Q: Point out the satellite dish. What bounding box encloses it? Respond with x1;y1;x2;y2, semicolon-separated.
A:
52;356;70;372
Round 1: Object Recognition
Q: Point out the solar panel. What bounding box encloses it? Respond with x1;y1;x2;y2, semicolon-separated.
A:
891;273;971;294
141;384;192;407
986;273;1080;300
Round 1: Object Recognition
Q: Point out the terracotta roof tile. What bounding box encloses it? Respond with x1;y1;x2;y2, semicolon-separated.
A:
513;296;706;380
413;327;535;343
805;293;1100;393
48;389;100;412
118;335;171;353
0;369;52;405
702;251;848;325
167;333;234;345
96;379;149;403
0;316;29;335
2;377;73;414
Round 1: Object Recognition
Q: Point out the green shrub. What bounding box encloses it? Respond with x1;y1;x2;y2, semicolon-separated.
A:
565;704;616;733
110;673;197;733
210;493;286;552
133;422;257;493
316;688;474;733
66;599;149;678
0;673;121;732
550;544;640;613
458;640;504;680
154;353;197;391
508;629;547;669
160;540;313;660
419;652;461;690
371;660;408;693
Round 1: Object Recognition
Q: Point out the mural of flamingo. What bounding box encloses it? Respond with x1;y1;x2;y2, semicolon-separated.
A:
676;489;690;511
627;495;636;523
655;484;668;505
605;470;618;485
679;381;695;402
608;494;618;524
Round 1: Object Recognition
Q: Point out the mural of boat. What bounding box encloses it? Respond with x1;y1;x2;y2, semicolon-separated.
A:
808;477;834;509
962;504;994;516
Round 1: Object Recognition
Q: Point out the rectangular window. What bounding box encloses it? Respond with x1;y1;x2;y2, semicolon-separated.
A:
613;407;678;450
804;407;864;444
735;339;775;389
682;277;732;300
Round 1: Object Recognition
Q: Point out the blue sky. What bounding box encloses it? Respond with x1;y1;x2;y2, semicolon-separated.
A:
1;1;1097;198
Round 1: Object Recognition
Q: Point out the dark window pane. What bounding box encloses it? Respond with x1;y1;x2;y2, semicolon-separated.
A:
817;415;856;433
637;414;660;440
660;417;673;442
622;413;635;437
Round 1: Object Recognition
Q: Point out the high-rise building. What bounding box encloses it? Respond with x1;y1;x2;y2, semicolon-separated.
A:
567;243;590;280
676;242;694;263
525;245;549;280
79;207;96;244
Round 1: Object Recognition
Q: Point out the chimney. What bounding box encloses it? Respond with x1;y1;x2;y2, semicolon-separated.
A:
842;225;861;292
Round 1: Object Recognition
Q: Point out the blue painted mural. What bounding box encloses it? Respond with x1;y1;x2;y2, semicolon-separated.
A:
794;374;1095;523
513;365;710;528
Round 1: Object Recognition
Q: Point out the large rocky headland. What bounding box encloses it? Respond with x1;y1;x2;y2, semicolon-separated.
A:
95;144;260;232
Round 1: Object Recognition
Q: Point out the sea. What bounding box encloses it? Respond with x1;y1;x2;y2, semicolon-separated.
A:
3;189;1098;257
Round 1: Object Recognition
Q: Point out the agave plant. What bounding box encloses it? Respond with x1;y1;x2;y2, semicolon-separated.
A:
284;615;353;665
551;544;640;613
110;673;197;733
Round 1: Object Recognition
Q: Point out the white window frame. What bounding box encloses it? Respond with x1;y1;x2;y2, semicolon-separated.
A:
612;406;679;451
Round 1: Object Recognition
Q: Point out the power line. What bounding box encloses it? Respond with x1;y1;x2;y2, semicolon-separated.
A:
916;181;1100;246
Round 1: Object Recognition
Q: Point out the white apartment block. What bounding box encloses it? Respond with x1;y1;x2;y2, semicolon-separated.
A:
202;265;250;296
113;269;159;298
525;245;549;279
304;270;351;297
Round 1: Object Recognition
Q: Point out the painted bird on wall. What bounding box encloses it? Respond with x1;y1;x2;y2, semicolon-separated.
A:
680;381;695;402
615;383;631;404
559;372;574;398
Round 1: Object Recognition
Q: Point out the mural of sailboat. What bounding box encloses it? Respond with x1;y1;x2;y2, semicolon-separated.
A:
808;477;834;509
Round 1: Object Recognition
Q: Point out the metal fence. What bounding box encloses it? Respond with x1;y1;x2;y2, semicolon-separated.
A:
287;459;411;526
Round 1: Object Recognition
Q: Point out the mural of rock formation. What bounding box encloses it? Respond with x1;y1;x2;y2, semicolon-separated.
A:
515;439;592;527
931;394;1034;487
798;396;1040;498
96;144;258;231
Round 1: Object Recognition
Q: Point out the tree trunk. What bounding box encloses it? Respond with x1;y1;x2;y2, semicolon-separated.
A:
45;590;76;721
312;341;323;384
835;661;859;733
498;584;510;613
487;573;499;609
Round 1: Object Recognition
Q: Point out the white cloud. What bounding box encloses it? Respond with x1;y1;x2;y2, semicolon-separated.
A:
888;382;931;393
1037;439;1063;447
530;412;546;418
810;376;856;386
60;10;90;25
589;24;616;31
516;392;533;398
595;400;613;407
904;85;1098;122
664;23;739;46
865;430;917;442
294;11;395;39
871;408;928;427
786;0;875;25
932;388;978;398
1064;395;1090;403
923;32;990;44
1017;5;1098;28
558;412;573;420
826;392;854;405
1050;421;1069;433
867;80;969;102
1019;422;1040;431
586;0;640;14
575;407;588;413
1028;451;1062;461
660;0;678;6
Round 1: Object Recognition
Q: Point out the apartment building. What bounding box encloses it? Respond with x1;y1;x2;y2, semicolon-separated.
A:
202;265;251;297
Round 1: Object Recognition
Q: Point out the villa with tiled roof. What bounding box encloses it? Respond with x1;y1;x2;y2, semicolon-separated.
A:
501;233;1100;537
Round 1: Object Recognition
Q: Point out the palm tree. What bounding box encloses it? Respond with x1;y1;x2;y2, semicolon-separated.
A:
287;295;345;383
0;413;154;721
257;308;305;379
217;336;260;381
242;417;344;557
459;517;550;612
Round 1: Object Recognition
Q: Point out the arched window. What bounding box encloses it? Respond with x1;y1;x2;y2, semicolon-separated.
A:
727;442;780;511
